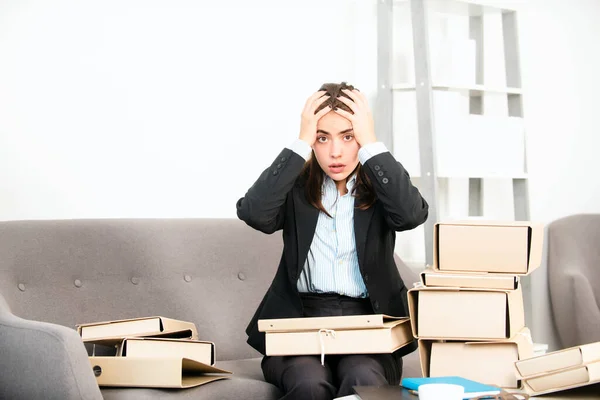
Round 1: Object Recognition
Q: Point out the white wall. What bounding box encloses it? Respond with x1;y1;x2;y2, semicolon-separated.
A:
507;0;600;351
517;0;600;223
2;0;599;225
0;0;377;220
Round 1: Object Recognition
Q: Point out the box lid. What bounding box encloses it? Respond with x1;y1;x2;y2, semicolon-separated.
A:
258;314;407;333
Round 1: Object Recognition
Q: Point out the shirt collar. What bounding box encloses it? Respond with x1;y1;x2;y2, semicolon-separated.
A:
323;172;357;193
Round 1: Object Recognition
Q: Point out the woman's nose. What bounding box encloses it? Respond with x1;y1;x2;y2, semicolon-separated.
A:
330;140;342;157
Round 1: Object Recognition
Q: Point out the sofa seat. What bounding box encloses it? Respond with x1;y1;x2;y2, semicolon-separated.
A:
101;358;281;400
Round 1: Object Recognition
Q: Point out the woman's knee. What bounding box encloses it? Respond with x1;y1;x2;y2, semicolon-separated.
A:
288;378;335;400
336;355;390;385
263;356;336;399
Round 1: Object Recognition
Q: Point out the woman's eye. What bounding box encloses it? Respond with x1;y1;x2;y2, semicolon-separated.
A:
317;136;327;143
344;135;354;141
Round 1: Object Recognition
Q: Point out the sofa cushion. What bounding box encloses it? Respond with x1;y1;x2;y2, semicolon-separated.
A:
401;349;423;378
100;376;281;400
0;219;421;363
215;357;269;382
0;219;282;361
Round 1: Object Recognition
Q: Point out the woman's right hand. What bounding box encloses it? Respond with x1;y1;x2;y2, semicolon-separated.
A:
299;91;331;146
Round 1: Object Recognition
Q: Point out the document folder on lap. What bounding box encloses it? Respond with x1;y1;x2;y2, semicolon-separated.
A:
258;314;413;357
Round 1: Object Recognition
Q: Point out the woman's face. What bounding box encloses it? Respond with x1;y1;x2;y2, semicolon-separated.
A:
313;111;360;184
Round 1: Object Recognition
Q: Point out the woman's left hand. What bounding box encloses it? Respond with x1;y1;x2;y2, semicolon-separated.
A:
334;89;377;147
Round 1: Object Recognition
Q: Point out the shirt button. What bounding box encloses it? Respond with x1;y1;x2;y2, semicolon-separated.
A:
338;260;343;265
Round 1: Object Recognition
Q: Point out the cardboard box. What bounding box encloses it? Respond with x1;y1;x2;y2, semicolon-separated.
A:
89;357;231;388
258;314;413;356
433;221;543;275
118;338;215;367
515;341;600;379
521;360;600;396
418;328;534;389
77;316;198;343
420;268;519;290
407;285;525;340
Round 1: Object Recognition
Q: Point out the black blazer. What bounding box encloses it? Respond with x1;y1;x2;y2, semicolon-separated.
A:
236;147;429;355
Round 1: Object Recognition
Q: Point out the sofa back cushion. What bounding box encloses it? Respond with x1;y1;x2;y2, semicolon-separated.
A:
0;218;420;360
0;219;283;360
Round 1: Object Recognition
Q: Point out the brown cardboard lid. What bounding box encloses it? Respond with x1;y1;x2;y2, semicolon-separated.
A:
408;284;515;294
258;314;408;333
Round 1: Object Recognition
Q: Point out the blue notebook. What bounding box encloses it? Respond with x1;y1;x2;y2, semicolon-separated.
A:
401;376;501;399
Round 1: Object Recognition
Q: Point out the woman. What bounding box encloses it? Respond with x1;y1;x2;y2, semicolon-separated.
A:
236;82;428;400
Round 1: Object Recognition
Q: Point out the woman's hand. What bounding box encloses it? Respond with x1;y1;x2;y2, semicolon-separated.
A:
299;91;331;146
335;89;377;147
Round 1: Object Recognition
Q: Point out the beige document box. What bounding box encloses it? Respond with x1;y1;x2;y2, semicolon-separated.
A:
432;221;543;275
77;316;198;343
420;268;519;290
407;286;525;340
118;337;215;367
419;328;534;389
515;341;600;379
521;360;600;396
89;357;231;388
258;314;413;356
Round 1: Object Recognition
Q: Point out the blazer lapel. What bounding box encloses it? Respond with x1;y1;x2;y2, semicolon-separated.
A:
293;186;319;278
354;199;375;271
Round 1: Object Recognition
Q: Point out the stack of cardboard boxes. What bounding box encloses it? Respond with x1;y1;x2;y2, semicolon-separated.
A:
407;220;543;390
77;316;231;388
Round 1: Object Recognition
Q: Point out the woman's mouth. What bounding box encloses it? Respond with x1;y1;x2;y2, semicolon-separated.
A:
329;164;345;174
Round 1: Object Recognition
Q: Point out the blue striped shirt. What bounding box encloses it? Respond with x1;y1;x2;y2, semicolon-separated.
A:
288;139;388;298
296;173;368;298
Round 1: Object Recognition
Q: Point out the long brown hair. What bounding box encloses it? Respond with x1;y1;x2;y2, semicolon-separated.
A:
300;82;376;217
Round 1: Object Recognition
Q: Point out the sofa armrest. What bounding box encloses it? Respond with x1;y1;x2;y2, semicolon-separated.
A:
0;295;102;400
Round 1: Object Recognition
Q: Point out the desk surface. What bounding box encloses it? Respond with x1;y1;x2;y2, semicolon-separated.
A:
353;383;600;399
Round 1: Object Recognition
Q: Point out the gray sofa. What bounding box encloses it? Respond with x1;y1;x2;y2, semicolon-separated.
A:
547;214;600;349
0;218;422;400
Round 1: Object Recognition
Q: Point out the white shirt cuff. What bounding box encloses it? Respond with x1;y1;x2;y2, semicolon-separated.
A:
287;139;312;161
358;142;388;164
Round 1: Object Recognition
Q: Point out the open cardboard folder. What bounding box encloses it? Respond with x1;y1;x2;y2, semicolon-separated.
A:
89;357;231;388
258;314;413;357
77;316;198;343
432;220;543;275
418;328;533;389
520;360;600;396
515;341;600;379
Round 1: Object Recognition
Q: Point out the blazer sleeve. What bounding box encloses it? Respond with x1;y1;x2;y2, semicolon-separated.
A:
236;148;306;234
362;151;429;231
